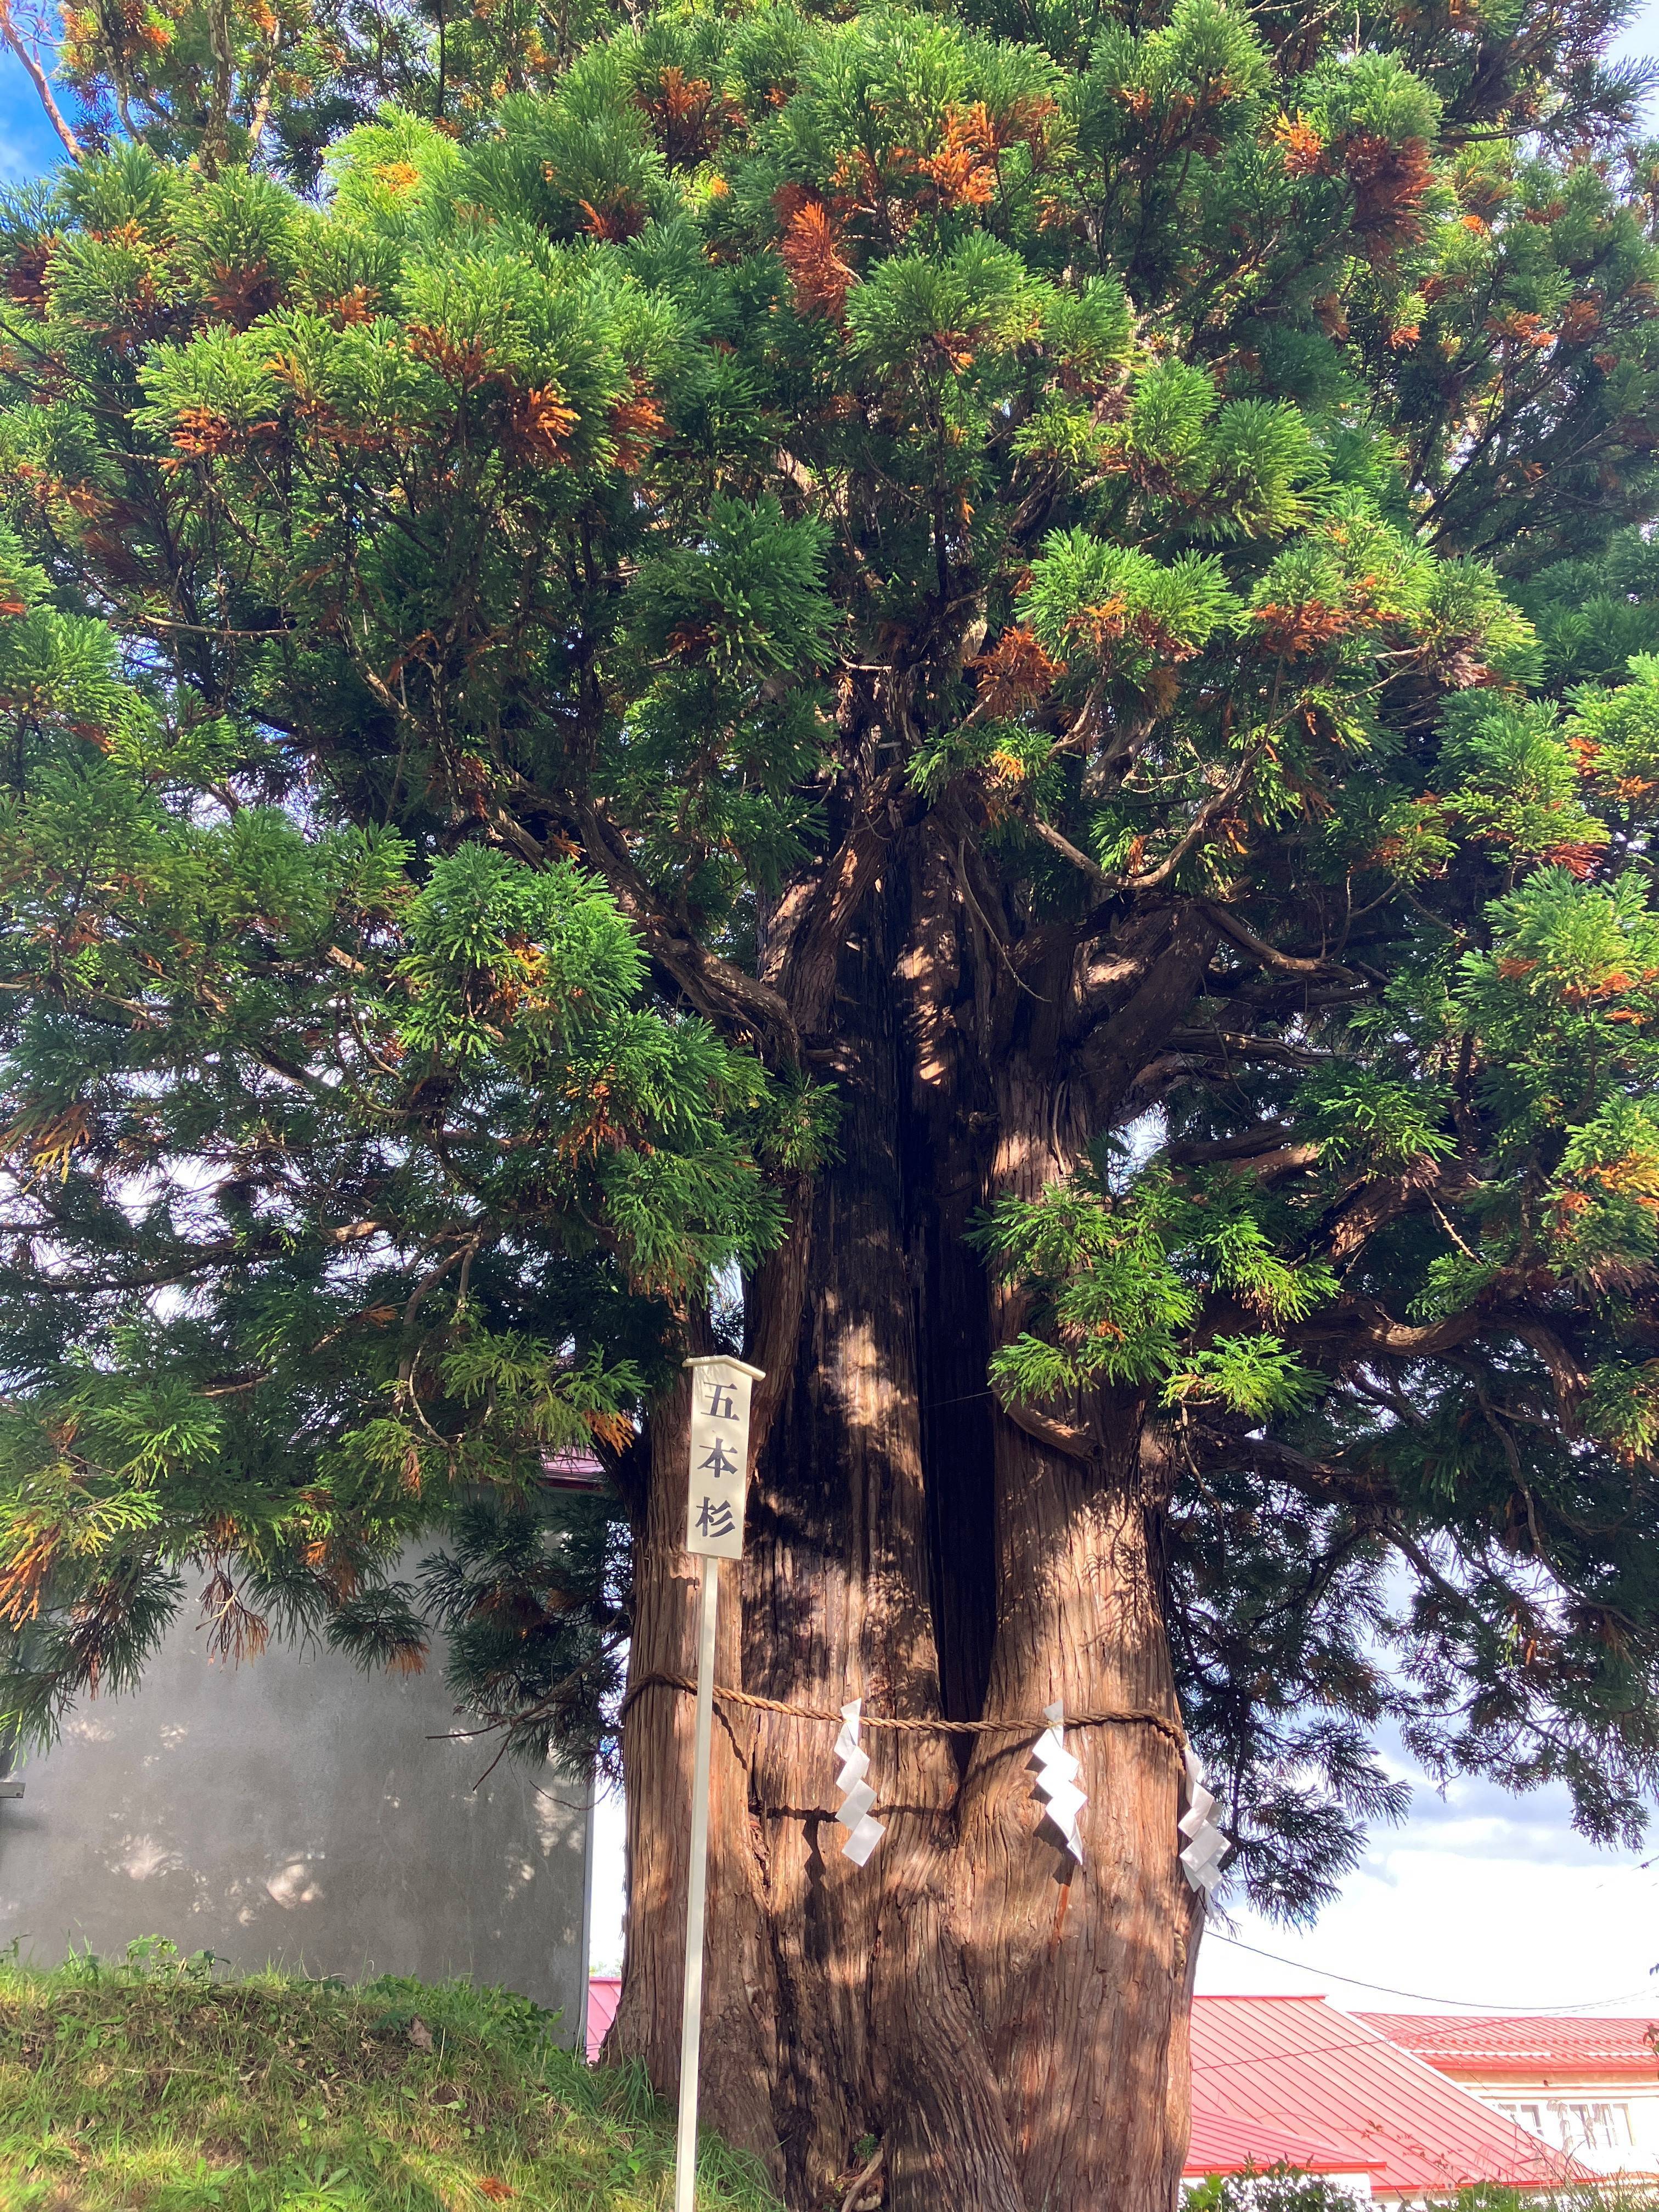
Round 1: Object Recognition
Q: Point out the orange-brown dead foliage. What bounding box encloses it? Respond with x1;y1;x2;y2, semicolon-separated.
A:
507;386;579;463
780;200;857;320
635;65;742;168
1342;132;1434;260
1272;112;1327;177
973;625;1063;714
1250;599;1355;657
610;382;667;472
921;103;1000;208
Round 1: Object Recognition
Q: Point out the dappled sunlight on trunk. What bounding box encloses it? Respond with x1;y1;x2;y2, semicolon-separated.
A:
611;854;1197;2212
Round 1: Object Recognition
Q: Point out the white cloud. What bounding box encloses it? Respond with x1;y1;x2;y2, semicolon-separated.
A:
0;54;75;183
1199;1835;1657;2015
583;1762;1657;2014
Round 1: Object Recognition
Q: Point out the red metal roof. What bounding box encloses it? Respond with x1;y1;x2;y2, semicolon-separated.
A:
544;1449;607;1492
1353;2014;1659;2078
1189;1997;1582;2195
1187;2112;1386;2177
579;1977;1606;2188
587;1972;621;2062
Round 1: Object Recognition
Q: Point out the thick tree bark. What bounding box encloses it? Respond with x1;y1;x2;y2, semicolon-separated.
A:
743;887;1027;2210
960;1059;1200;2212
608;839;1200;2212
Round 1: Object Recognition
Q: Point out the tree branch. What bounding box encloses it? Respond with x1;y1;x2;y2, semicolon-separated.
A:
0;7;82;161
577;799;802;1062
990;1380;1098;1464
1127;761;1257;893
1505;1317;1589;1422
1295;1297;1486;1361
1022;814;1116;896
1196;899;1355;981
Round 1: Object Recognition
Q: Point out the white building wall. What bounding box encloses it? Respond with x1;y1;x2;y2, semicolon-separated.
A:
1460;2075;1659;2177
0;1601;592;2045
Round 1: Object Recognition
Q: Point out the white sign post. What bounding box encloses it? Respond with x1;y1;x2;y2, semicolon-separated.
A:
674;1353;764;2212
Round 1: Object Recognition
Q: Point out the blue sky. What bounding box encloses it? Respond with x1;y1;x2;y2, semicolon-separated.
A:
0;48;67;183
4;4;1658;2016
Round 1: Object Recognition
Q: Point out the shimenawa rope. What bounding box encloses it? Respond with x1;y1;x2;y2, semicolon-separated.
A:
618;1669;1187;1753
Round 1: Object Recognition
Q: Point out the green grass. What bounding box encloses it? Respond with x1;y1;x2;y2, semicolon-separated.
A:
0;1942;780;2212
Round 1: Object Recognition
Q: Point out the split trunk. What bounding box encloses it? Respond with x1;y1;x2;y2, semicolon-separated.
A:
609;828;1205;2212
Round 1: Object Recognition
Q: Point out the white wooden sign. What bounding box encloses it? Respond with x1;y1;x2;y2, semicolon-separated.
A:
684;1355;761;1559
673;1352;765;2212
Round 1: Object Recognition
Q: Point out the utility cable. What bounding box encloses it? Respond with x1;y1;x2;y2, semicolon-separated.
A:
1206;1931;1656;2015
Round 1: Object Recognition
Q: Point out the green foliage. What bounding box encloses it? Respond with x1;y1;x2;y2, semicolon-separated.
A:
0;1948;781;2209
978;1156;1334;1413
1293;1068;1454;1173
1190;2178;1659;2212
1020;535;1238;674
0;0;1656;1933
0;618;793;1748
1187;2170;1396;2212
630;497;835;678
1437;695;1605;868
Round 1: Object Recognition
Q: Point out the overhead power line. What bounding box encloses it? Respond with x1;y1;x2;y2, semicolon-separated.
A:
1206;1931;1657;2015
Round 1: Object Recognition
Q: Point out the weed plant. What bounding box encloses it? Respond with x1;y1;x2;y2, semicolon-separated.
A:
1189;2169;1659;2212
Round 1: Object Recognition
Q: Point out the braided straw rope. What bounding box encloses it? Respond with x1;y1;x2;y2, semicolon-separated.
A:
619;1670;1187;1753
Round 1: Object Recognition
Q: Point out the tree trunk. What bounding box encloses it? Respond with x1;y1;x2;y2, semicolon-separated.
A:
961;1056;1202;2212
960;1417;1200;2211
608;848;1200;2212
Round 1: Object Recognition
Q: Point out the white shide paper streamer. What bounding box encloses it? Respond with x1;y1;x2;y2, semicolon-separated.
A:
833;1699;885;1866
1030;1700;1086;1864
1178;1746;1227;1899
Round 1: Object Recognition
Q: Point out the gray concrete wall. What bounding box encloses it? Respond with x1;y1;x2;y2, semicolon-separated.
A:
0;1599;591;2043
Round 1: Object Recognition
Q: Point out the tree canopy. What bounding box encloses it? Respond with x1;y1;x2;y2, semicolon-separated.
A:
2;0;1659;1929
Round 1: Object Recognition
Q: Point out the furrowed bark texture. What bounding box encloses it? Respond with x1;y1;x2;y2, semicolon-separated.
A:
609;833;1198;2212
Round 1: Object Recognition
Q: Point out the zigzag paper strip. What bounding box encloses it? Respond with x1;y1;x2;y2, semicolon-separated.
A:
833;1699;885;1866
1030;1700;1086;1864
1178;1746;1227;1899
